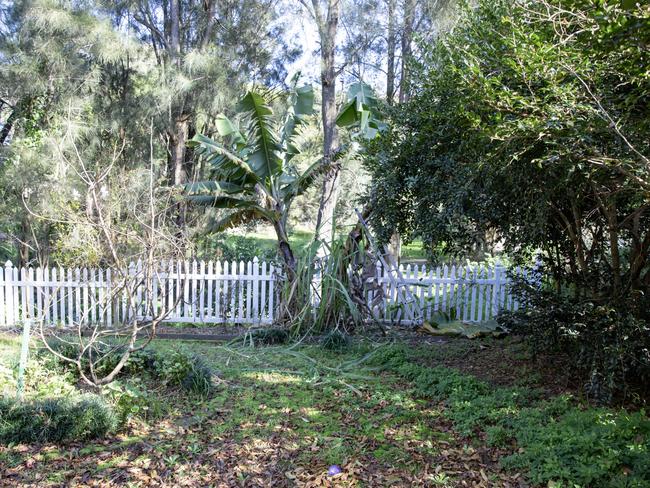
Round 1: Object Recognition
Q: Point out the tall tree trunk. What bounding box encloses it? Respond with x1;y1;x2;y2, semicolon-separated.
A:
164;0;188;229
168;111;190;228
170;0;181;63
398;0;415;103
386;0;397;105
200;0;217;49
19;218;30;267
313;0;341;255
169;113;190;186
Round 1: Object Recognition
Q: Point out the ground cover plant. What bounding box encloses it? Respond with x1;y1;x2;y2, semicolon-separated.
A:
0;334;215;445
370;344;650;487
2;332;649;487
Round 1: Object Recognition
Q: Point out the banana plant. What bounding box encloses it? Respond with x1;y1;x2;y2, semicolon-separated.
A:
336;82;386;139
187;83;325;278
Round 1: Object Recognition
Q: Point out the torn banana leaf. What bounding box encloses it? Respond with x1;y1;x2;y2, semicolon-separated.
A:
417;320;508;339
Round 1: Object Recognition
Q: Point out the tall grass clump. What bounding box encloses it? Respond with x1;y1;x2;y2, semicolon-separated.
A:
279;234;367;337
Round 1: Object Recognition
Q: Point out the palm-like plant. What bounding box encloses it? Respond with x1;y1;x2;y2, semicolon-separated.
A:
187;83;325;278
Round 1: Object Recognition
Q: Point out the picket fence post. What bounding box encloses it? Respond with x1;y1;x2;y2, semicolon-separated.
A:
4;261;15;326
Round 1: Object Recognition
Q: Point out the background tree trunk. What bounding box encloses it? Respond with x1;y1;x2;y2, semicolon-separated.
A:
313;0;341;254
398;0;415;103
170;0;181;63
386;0;397;105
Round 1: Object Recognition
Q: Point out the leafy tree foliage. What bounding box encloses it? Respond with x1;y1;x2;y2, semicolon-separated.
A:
364;0;650;301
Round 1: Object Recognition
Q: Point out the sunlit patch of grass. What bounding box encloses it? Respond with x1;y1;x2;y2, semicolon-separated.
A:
95;453;129;471
240;371;303;384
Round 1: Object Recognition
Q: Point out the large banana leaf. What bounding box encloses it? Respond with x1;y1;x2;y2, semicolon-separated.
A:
208;207;276;232
336;82;385;139
239;92;282;180
189;133;260;186
214;115;246;151
282;84;314;163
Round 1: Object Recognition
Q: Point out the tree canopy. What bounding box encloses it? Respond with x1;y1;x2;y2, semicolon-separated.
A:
364;0;650;303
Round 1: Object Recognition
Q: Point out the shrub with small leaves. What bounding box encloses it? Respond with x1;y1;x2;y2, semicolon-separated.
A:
42;342;214;397
102;380;165;423
499;288;650;403
154;350;214;397
0;394;117;444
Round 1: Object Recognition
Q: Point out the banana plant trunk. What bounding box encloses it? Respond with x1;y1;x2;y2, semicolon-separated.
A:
273;220;296;281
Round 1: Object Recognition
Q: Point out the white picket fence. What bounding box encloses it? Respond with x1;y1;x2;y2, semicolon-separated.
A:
0;258;278;327
0;258;531;328
367;261;533;324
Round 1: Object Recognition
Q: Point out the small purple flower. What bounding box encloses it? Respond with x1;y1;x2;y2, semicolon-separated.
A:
327;465;342;476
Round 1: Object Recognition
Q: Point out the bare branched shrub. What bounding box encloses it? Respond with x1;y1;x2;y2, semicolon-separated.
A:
27;130;188;386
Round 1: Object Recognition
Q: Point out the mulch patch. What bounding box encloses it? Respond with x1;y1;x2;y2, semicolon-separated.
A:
414;335;580;397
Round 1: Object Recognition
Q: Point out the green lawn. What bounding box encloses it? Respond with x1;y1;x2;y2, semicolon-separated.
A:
1;334;647;487
218;226;428;262
0;335;515;486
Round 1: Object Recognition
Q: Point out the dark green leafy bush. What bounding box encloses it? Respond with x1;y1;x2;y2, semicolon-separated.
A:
42;342;215;397
155;350;214;397
102;380;165;423
499;288;650;403
372;345;650;487
0;394;117;444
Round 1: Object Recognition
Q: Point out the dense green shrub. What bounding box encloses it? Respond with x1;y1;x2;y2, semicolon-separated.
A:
363;0;650;405
0;394;117;444
154;350;214;397
42;341;215;396
372;345;650;487
42;340;127;379
102;380;165;423
499;288;650;403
